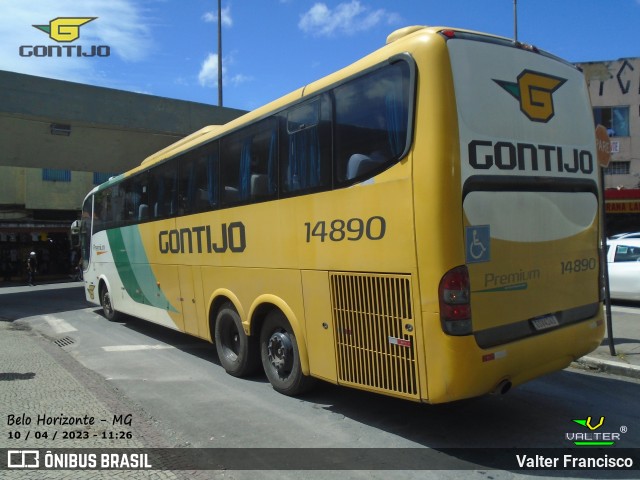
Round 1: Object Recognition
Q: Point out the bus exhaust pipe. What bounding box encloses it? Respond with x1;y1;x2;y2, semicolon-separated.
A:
491;379;512;395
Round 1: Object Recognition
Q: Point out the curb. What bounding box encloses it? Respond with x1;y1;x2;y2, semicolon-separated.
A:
573;355;640;380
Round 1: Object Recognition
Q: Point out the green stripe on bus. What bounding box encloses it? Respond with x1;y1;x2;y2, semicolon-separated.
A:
474;283;528;293
107;227;179;313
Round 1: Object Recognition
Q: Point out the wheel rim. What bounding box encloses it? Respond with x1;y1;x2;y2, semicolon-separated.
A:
267;330;293;376
220;316;240;361
103;291;113;316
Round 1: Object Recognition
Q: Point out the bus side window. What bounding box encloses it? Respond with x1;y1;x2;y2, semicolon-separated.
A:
178;156;196;215
93;191;105;232
221;119;277;206
281;96;331;195
120;174;148;223
204;142;220;210
220;133;243;205
149;162;177;218
136;173;149;221
249;120;277;201
177;146;218;215
112;183;125;225
334;61;410;183
120;179;134;222
194;150;218;212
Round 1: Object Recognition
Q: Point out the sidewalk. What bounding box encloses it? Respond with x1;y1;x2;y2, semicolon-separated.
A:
574;304;640;379
0;319;182;479
0;274;73;288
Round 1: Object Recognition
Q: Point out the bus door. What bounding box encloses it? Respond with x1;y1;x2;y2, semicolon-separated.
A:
177;265;206;337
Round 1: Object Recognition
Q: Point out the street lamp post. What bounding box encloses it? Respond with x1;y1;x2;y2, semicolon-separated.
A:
217;0;223;106
513;0;518;42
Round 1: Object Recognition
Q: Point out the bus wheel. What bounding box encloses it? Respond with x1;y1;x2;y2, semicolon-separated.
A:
214;303;259;377
260;310;315;396
100;285;120;322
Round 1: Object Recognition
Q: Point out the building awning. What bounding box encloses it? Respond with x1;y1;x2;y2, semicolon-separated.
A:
0;222;71;233
605;189;640;215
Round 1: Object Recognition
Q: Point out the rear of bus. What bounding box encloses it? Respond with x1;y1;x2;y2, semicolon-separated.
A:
413;29;604;403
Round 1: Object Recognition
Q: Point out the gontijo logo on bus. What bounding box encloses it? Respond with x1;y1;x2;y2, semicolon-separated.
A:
467;139;594;175
158;222;246;254
33;17;96;42
494;70;566;123
466;70;594;176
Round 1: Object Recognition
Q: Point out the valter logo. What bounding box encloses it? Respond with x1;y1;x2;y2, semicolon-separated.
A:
20;17;110;58
566;416;628;447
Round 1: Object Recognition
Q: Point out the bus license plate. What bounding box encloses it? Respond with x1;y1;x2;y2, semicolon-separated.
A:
531;315;559;331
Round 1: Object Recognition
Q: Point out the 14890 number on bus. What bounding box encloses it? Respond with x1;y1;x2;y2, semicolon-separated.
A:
560;257;597;275
304;216;386;243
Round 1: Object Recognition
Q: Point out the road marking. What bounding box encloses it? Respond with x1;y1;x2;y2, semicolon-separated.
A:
0;282;83;295
102;344;174;352
43;315;77;334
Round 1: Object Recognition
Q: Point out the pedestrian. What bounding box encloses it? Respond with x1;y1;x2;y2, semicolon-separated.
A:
72;253;83;281
26;251;38;286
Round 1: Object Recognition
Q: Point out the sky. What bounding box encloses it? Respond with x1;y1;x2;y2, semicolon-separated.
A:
1;0;640;112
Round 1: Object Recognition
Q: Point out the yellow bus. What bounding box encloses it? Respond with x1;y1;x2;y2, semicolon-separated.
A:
78;25;604;403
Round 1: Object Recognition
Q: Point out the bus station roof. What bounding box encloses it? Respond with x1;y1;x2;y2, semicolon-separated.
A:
0;70;245;173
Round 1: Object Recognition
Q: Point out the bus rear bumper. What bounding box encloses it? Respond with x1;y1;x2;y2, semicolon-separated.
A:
421;306;605;404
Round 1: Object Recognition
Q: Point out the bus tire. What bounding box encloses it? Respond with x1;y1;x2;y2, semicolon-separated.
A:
100;284;121;322
214;303;260;377
260;310;315;396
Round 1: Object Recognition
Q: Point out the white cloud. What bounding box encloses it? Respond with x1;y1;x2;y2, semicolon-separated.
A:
229;73;252;86
299;0;399;37
197;52;252;89
202;5;233;27
91;3;153;62
0;0;153;83
198;52;221;87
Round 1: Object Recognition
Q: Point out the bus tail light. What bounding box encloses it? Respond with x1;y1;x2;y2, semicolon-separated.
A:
439;265;472;335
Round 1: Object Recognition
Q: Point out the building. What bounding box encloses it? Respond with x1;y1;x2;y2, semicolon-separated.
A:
577;58;640;234
0;70;245;281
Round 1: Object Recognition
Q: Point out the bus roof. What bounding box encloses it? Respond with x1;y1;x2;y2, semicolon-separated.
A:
140;124;224;166
130;25;566;173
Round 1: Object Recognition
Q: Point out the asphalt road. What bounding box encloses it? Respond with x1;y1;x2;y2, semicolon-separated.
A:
2;283;640;479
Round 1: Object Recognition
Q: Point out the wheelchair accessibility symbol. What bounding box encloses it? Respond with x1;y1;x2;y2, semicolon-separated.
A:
465;225;491;264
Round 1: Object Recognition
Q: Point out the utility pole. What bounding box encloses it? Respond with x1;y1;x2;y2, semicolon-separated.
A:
217;0;223;106
513;0;518;42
